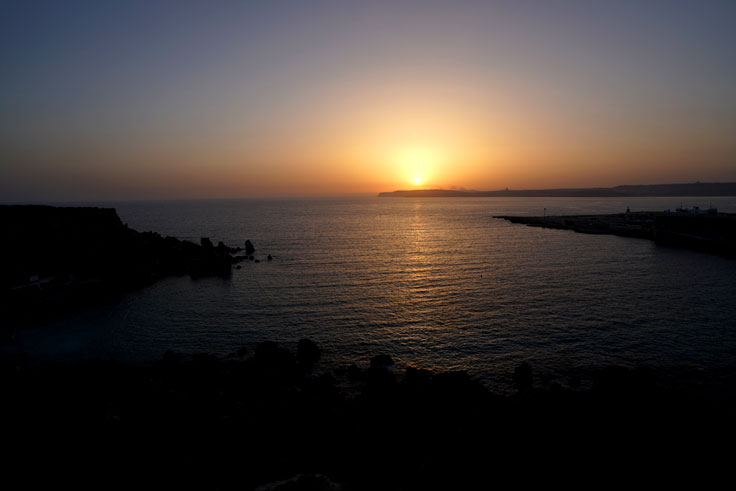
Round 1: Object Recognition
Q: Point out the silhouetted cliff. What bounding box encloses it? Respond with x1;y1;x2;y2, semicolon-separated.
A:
0;205;244;325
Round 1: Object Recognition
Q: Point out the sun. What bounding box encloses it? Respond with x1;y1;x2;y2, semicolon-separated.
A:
392;144;444;188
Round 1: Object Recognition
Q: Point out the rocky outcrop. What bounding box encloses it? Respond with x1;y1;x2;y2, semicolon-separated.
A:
4;339;735;489
370;354;394;369
245;239;256;255
0;205;244;325
297;338;322;368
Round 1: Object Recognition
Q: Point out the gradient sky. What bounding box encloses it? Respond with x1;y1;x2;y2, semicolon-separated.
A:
2;0;735;200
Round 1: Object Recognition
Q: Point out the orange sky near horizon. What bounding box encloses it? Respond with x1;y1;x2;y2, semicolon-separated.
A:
2;1;735;201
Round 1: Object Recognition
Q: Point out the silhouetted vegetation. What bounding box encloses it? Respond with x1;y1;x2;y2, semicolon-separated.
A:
4;340;735;489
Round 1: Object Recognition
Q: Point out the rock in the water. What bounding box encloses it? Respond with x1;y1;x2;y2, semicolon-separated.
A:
346;364;363;380
254;341;296;377
370;354;394;369
513;362;533;392
245;239;255;255
267;254;273;260
254;474;341;491
297;338;322;368
161;350;181;366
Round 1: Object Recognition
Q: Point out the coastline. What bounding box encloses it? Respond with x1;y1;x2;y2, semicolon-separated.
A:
378;182;736;198
2;202;736;487
0;205;253;327
496;210;736;258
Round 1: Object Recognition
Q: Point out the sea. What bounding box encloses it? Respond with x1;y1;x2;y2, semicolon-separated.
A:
14;196;736;392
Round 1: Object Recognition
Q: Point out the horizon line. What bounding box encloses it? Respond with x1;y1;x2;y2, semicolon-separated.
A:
4;181;736;204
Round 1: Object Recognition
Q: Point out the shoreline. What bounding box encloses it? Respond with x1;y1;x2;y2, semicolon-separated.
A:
5;339;736;489
0;205;260;327
378;182;736;198
496;210;736;258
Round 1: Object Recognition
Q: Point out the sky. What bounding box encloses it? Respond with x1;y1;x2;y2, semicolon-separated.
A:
1;0;735;200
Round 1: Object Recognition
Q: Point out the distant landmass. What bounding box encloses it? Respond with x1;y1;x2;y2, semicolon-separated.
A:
378;182;736;198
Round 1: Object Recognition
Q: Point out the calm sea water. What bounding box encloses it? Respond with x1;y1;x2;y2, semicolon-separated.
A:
16;197;736;391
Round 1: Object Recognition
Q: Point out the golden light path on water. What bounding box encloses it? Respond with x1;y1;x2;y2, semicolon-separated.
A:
16;197;736;393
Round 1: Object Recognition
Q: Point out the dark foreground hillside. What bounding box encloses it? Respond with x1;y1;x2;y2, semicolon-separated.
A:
3;340;735;489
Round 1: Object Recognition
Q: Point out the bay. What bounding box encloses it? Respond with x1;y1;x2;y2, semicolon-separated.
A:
18;196;736;391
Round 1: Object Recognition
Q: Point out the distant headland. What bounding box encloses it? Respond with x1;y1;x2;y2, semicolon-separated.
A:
379;182;736;198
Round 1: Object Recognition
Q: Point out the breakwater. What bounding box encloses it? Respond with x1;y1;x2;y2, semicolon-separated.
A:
495;211;736;258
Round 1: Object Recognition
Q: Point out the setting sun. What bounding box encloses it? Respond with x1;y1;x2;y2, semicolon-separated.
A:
391;145;444;190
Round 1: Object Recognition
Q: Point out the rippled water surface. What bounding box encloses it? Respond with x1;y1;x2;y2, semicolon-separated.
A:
18;197;736;390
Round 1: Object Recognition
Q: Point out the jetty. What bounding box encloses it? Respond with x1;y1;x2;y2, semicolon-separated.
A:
495;209;736;258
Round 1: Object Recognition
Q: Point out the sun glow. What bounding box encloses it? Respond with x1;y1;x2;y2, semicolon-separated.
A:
394;145;443;188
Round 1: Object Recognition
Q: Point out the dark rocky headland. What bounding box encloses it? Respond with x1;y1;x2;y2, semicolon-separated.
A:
0;205;254;326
